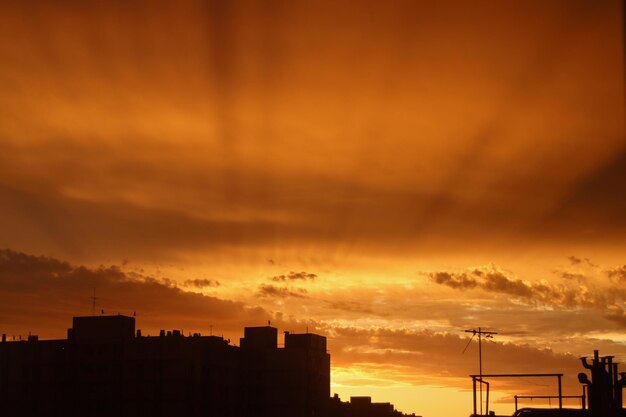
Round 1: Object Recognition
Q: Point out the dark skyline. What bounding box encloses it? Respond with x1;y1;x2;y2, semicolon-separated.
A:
0;314;416;417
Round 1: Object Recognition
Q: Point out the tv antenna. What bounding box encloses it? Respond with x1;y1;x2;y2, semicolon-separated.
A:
464;327;497;415
91;287;98;316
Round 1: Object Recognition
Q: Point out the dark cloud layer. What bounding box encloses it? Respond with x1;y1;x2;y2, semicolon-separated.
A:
544;150;626;240
0;249;268;339
0;1;623;265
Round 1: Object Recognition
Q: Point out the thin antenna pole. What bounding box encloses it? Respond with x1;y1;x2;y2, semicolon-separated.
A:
479;327;482;403
465;327;498;415
479;327;483;414
620;0;626;141
91;287;98;316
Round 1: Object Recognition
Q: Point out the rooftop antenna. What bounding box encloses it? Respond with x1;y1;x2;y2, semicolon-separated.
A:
623;0;625;120
91;287;98;316
464;327;498;415
617;0;626;158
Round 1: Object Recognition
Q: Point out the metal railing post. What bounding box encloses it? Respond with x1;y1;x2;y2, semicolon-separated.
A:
558;375;563;409
473;377;477;415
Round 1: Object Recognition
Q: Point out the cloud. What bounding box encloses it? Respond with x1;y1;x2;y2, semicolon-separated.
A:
567;256;597;268
544;150;626;243
323;300;376;315
428;267;537;299
271;271;318;282
183;278;220;288
257;284;308;299
428;265;626;327
0;0;623;269
555;271;587;282
429;271;478;289
0;249;270;340
568;256;583;265
607;266;626;283
473;268;535;298
429;265;584;305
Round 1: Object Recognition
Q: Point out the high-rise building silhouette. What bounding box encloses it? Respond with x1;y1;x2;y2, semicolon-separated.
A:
0;315;330;417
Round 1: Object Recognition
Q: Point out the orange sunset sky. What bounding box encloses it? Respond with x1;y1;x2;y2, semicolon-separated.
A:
0;1;625;415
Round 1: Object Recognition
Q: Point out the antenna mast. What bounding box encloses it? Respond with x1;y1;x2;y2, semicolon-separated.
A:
465;327;498;415
91;287;98;316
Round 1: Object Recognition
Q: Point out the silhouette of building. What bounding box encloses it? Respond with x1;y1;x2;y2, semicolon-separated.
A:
0;315;329;417
327;394;420;417
239;326;330;417
348;396;395;416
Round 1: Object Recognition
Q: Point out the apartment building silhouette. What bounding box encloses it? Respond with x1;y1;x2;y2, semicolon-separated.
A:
0;315;329;417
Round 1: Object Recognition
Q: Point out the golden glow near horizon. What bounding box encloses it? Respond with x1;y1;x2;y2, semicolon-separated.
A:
0;1;625;415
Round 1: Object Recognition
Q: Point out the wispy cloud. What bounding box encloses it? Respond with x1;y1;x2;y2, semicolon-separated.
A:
555;271;587;282
271;271;318;282
567;256;597;268
183;278;220;288
257;284;308;299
